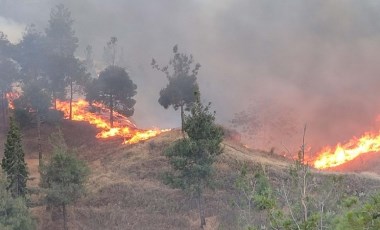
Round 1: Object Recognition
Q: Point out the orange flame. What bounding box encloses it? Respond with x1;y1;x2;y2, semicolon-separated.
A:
56;99;169;144
313;131;380;169
6;92;18;109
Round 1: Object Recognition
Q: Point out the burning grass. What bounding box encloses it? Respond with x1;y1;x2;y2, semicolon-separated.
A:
56;99;170;144
7;91;379;171
314;131;380;169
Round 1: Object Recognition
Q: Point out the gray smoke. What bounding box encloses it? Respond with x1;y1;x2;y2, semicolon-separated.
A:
2;0;380;153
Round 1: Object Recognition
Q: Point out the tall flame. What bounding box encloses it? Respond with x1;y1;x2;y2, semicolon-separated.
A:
313;131;380;169
56;99;169;144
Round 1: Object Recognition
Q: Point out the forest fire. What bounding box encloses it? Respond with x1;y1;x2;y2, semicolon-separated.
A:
7;92;379;166
5;92;18;110
56;99;169;144
313;131;380;169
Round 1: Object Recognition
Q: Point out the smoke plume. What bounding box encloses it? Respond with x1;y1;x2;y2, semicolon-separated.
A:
2;0;380;154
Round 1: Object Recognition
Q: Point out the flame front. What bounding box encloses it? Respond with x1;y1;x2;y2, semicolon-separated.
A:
313;131;380;169
56;99;169;144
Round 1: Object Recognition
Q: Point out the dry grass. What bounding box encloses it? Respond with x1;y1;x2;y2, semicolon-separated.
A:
19;123;280;229
0;119;378;229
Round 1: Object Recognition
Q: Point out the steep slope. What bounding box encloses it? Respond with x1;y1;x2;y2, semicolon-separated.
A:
1;119;379;229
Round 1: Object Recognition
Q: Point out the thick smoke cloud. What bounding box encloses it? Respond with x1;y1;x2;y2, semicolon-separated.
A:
2;0;380;154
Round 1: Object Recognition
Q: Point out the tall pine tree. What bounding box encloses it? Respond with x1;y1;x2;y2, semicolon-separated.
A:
1;117;28;197
0;173;36;229
41;130;89;230
164;95;223;229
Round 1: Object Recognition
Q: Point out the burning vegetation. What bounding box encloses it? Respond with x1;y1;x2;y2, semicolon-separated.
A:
314;131;380;169
56;99;169;144
1;1;380;229
6;89;379;170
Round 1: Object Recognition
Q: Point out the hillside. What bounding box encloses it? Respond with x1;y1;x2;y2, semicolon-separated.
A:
1;120;380;229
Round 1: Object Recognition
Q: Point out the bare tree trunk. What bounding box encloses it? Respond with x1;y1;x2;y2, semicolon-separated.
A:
197;190;206;229
2;92;6;129
37;112;42;167
110;94;113;128
301;125;308;223
301;171;308;223
62;203;68;230
180;104;184;135
53;91;57;110
69;79;73;120
320;204;324;230
5;92;8;117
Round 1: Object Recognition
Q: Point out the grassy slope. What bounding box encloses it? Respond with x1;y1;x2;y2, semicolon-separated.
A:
1;119;379;229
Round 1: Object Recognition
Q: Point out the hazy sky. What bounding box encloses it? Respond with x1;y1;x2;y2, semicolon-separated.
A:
2;0;380;153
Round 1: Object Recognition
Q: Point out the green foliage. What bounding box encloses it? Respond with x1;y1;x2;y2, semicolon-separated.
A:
45;54;69;99
235;164;275;212
234;164;275;229
152;45;200;130
85;78;102;105
97;65;137;117
14;80;52;115
41;131;89;207
43;152;88;205
0;58;19;93
164;99;223;227
45;4;78;57
341;196;359;208
45;4;88;118
269;164;345;230
335;193;380;230
45;54;87;101
15;25;47;84
269;209;319;230
0;173;36;230
253;170;275;210
40;130;89;229
158;72;199;110
164;100;223;193
1;117;28;197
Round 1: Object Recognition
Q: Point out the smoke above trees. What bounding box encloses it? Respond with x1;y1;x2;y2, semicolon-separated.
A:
2;0;380;153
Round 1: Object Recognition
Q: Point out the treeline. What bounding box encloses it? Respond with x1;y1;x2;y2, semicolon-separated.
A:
0;4;137;128
0;4;206;230
0;4;202;160
0;4;201;132
1;117;88;230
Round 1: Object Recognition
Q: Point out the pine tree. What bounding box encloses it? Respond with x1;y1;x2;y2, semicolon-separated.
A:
152;45;201;132
0;173;36;230
97;65;137;127
1;117;28;197
41;130;89;230
164;96;223;229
